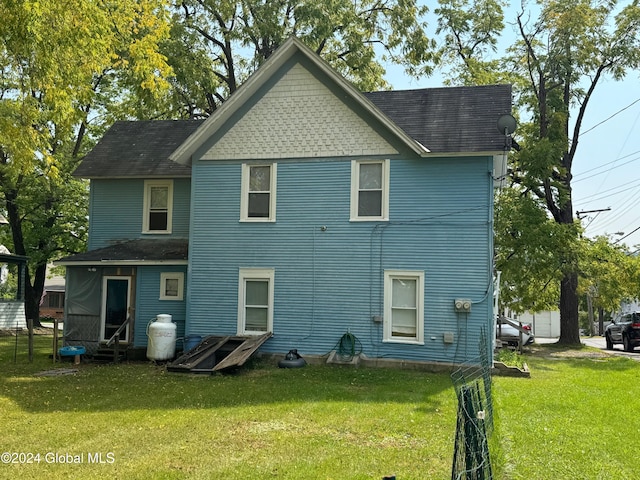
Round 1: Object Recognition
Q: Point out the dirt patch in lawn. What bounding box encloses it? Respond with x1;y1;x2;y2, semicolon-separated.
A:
526;343;613;360
0;327;56;336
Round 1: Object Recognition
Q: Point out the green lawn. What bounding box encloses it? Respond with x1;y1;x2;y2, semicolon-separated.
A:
1;334;638;479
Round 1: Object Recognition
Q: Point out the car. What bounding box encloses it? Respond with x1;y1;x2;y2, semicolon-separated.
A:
604;312;640;352
496;316;534;347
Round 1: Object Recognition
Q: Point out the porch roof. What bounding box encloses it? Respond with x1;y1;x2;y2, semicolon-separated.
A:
56;239;188;266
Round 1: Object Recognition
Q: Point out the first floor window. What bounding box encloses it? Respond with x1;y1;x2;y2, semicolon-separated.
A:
143;180;173;233
160;272;184;301
238;268;274;334
383;270;424;344
241;163;277;221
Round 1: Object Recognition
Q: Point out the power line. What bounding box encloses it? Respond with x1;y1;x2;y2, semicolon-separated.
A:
579;97;640;137
574;178;640;204
614;225;640;244
587;189;640;232
573;150;640;181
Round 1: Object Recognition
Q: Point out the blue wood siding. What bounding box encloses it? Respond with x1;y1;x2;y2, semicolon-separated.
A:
133;266;187;348
88;178;191;250
186;156;494;364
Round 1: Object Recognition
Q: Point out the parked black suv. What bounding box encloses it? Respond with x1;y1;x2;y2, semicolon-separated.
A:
604;312;640;352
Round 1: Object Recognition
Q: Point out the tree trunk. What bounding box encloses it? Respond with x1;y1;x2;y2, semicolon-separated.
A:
3;186;44;328
556;191;581;345
25;263;45;328
558;271;580;344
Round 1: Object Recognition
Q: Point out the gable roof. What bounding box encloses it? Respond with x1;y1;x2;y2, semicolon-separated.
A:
169;36;430;165
364;84;512;154
72;39;513;179
73;120;203;179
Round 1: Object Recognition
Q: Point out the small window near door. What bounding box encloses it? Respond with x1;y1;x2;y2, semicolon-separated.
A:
160;272;184;301
143;180;173;233
238;268;274;334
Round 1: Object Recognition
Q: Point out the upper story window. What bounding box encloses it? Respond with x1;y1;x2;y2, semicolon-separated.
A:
241;164;277;222
350;159;389;221
143;180;173;234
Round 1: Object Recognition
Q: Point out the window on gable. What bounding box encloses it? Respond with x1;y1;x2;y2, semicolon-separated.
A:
350;159;389;221
241;164;277;221
238;268;274;334
143;180;173;233
383;270;424;344
160;272;184;301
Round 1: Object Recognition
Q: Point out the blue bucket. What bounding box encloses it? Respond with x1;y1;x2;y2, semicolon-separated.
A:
183;335;202;352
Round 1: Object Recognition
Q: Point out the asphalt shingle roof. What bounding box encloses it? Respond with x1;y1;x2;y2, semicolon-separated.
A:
73;120;203;178
73;85;512;178
364;84;513;154
58;239;188;264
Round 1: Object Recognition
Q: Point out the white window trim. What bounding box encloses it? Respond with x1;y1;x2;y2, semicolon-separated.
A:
237;268;274;335
142;180;173;234
160;272;184;301
383;270;425;345
350;159;390;221
240;163;277;222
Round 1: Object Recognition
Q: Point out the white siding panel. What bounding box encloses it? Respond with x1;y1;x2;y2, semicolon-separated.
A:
0;302;26;329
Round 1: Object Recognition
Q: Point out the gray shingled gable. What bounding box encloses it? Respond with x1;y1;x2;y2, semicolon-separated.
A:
73;120;203;178
364;84;512;154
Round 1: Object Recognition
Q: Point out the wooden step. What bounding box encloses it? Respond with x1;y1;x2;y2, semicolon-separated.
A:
91;347;127;363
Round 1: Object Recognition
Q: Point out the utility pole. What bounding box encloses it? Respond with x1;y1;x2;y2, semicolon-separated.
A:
576;208;611;220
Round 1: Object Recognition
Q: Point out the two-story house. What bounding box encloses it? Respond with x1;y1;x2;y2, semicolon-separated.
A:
58;37;512;367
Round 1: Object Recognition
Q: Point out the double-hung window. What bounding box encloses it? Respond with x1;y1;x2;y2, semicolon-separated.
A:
241;163;277;221
383;270;424;344
238;268;274;334
350;159;389;221
143;180;173;233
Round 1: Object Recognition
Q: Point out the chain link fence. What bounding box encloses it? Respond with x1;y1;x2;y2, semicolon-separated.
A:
450;328;494;480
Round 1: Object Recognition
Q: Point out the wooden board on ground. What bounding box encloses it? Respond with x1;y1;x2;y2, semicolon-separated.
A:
167;332;272;373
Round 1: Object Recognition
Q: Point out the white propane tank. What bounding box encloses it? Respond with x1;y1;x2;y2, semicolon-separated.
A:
146;314;177;361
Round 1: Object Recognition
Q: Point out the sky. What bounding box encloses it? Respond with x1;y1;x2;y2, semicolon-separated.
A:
382;2;640;250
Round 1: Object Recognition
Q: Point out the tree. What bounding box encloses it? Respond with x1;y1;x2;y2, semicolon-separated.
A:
579;237;640;314
436;0;640;344
161;0;438;117
0;0;174;325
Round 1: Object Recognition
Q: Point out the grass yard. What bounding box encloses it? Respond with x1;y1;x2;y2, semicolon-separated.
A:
493;344;640;480
1;333;639;479
0;334;456;480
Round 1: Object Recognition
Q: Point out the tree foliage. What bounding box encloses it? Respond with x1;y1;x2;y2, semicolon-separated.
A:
579;237;640;313
437;0;640;343
0;0;174;323
161;0;437;117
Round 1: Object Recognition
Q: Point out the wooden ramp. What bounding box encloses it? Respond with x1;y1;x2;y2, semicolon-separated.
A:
167;332;272;374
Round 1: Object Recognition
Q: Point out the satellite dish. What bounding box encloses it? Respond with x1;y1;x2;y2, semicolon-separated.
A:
496;114;517;135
